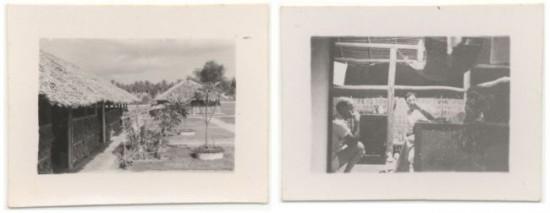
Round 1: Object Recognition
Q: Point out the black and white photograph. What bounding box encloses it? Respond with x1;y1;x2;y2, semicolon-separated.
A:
7;5;269;206
315;36;510;173
38;39;237;174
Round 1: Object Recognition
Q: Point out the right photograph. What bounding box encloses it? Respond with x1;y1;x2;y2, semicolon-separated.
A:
318;36;510;173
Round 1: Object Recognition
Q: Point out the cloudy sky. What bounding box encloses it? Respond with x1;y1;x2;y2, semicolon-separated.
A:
40;39;235;84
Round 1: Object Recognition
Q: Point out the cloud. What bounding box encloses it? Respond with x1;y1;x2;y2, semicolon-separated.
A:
40;38;235;83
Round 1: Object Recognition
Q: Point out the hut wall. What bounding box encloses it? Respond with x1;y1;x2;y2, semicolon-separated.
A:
38;96;54;174
70;114;101;167
106;108;123;140
38;124;54;174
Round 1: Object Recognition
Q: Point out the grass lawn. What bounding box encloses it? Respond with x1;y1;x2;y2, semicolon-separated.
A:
220;101;235;115
124;103;235;172
129;144;234;171
217;116;235;124
168;117;234;144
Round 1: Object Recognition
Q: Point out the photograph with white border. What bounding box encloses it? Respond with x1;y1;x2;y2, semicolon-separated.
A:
282;5;542;201
7;5;269;207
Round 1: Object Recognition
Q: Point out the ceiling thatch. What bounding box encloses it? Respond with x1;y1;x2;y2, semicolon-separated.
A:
39;51;138;107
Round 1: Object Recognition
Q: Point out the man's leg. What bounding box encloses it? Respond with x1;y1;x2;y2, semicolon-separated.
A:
408;146;415;172
343;142;366;173
329;156;340;173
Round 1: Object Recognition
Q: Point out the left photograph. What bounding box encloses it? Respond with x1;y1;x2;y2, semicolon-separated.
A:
38;39;237;174
8;5;268;206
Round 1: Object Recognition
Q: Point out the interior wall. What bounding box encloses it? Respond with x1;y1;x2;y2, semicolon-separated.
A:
310;37;332;173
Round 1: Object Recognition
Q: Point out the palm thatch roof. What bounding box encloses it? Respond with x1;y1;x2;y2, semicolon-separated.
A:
155;79;203;103
39;51;138;107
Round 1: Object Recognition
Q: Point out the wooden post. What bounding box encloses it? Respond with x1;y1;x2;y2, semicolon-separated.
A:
326;38;336;172
463;70;471;102
67;109;73;170
101;102;106;144
386;48;398;154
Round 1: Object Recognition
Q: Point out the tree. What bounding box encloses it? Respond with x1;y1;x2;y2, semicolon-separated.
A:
195;61;225;148
198;61;225;83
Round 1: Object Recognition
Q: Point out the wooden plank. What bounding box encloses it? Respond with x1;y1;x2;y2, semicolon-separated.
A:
477;76;510;87
474;64;510;69
334;57;408;64
386;48;397;154
464;70;471;102
101;102;106;144
335;42;420;50
395;85;464;92
327;39;335;173
333;85;388;91
334;85;465;92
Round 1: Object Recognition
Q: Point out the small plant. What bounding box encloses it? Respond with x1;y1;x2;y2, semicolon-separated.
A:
115;108;166;168
150;104;185;137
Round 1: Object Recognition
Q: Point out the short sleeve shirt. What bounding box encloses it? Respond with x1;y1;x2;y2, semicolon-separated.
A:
406;109;427;135
332;118;352;158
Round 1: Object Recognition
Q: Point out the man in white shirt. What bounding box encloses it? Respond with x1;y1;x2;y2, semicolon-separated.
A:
403;92;434;172
330;98;365;173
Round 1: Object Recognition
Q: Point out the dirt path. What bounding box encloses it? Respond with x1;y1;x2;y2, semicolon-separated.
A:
79;134;126;173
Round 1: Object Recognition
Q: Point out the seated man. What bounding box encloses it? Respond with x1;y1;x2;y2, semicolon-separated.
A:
330;98;366;173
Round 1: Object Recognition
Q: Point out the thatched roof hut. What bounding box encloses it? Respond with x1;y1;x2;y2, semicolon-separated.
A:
38;51;137;174
155;79;203;104
154;79;224;115
39;51;137;107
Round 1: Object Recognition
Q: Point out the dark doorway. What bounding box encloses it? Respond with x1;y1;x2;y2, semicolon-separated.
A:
51;106;70;172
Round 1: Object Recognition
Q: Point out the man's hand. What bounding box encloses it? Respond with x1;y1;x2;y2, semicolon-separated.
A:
343;134;359;147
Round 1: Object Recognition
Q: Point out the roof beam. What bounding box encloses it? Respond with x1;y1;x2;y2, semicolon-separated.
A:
334;57;409;64
335;42;420;50
333;85;465;92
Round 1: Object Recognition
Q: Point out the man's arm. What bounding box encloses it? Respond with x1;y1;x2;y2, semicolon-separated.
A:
414;104;435;120
342;134;359;147
333;120;359;151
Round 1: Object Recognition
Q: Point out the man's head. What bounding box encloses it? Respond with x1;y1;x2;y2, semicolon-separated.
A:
405;92;417;109
335;98;355;119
